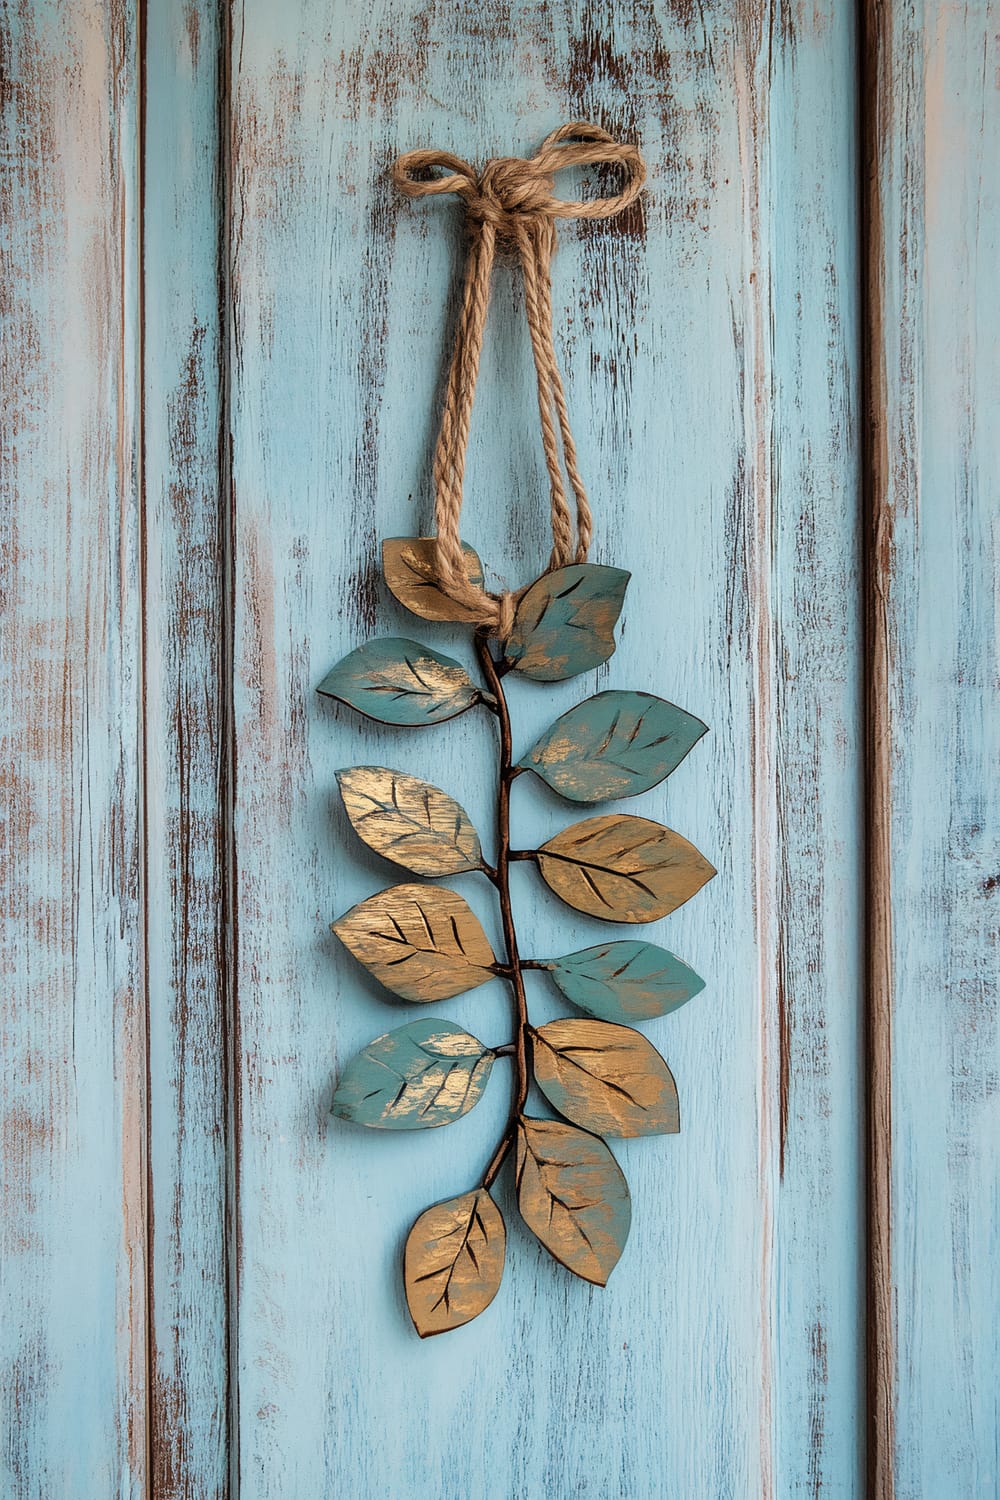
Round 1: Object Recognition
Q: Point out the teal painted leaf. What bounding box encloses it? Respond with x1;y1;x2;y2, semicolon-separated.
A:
546;940;705;1023
521;691;708;802
530;1018;680;1137
505;565;630;681
331;1018;494;1129
336;766;483;875
317;638;487;725
515;1117;631;1284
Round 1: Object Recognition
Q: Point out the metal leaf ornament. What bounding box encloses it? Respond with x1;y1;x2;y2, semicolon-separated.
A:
321;547;714;1334
319;125;714;1336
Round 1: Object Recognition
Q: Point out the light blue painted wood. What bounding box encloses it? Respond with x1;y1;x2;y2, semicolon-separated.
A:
227;3;863;1495
143;0;232;1491
873;5;1000;1495
16;1;998;1494
0;2;145;1495
767;7;865;1494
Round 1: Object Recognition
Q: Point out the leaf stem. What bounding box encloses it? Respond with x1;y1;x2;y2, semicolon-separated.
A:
476;632;530;1191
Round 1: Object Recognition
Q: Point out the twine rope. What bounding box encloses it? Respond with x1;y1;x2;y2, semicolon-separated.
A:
393;122;646;635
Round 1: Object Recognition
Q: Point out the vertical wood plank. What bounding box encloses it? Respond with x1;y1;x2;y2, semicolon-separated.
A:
0;2;146;1494
142;1;232;1493
770;7;864;1495
864;3;1000;1496
226;3;863;1495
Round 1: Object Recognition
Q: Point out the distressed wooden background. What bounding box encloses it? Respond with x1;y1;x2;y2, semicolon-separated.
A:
0;1;996;1496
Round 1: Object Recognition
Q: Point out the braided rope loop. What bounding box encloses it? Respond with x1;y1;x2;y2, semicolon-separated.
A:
393;123;646;633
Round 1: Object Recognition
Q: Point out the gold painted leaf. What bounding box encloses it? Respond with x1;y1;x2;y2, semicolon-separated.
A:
534;814;715;923
531;1019;680;1137
332;883;496;1002
382;537;485;623
515;1117;631;1285
336;766;483;876
404;1189;506;1337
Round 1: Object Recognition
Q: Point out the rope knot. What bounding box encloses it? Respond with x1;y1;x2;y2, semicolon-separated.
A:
469;157;556;237
392;123;646;637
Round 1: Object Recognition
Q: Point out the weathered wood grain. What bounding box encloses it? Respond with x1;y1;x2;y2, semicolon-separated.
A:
24;0;1000;1493
861;2;897;1492
865;4;1000;1497
226;2;863;1495
767;6;865;1495
142;1;232;1493
0;2;146;1493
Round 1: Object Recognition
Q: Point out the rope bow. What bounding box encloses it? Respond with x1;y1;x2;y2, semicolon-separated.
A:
393;122;646;636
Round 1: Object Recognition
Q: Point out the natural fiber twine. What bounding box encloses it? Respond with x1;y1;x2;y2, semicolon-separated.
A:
393;122;646;636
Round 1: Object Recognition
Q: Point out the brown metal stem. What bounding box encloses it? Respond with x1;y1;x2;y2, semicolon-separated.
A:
476;632;529;1191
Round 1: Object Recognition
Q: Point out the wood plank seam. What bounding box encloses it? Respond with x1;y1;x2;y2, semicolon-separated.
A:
137;0;154;1491
219;0;241;1494
220;1;242;1493
859;1;897;1495
138;0;239;1488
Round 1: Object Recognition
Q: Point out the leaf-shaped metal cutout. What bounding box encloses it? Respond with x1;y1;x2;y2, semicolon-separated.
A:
530;1018;679;1137
332;883;496;1001
515;1117;631;1285
534;814;715;922
336;766;483;876
546;940;705;1023
332;1019;494;1130
404;1189;506;1337
521;690;708;802
382;537;485;624
505;564;630;681
317;638;485;725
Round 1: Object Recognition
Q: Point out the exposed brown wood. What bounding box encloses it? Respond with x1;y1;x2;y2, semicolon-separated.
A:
137;5;153;1493
140;0;240;1489
219;4;241;1497
859;1;896;1495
